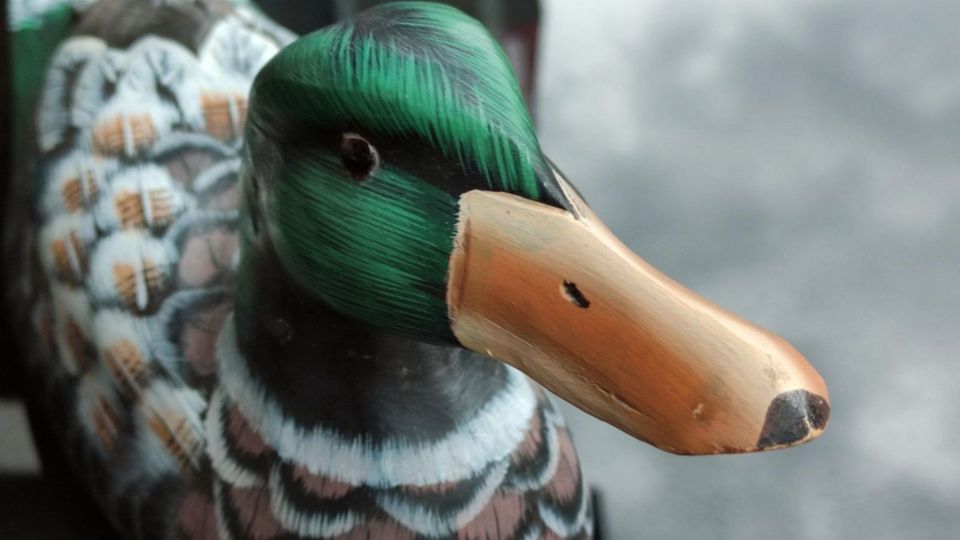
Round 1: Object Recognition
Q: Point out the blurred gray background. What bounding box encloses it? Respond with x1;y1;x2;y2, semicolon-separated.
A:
538;0;960;539
2;0;959;538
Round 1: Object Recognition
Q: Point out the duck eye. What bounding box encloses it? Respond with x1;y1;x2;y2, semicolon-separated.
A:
339;133;379;181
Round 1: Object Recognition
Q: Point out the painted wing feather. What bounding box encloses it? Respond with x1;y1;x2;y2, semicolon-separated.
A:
12;3;291;538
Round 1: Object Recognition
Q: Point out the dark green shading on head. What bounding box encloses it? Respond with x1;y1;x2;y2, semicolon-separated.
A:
247;1;558;198
242;3;563;340
265;152;459;338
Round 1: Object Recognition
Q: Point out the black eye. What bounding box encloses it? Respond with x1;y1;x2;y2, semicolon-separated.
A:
340;133;379;181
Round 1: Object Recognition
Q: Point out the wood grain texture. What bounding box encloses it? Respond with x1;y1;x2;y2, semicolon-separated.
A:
448;182;829;455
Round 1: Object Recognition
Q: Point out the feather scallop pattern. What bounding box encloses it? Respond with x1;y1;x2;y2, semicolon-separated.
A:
190;380;592;539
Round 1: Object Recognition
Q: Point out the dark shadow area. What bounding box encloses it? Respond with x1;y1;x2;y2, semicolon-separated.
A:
0;395;118;539
591;489;607;540
255;0;338;35
0;474;119;539
1;0;8;176
1;0;20;402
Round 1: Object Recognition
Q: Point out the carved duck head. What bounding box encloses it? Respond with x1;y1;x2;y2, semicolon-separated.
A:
240;2;829;455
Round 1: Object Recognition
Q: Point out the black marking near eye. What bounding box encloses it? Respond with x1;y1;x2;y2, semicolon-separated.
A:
249;175;262;236
561;281;590;309
339;133;379;181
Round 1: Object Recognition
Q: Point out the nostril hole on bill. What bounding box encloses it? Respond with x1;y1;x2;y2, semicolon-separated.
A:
561;281;590;309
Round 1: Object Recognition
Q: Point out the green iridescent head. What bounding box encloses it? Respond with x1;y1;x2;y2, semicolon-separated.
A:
242;2;568;340
236;1;836;458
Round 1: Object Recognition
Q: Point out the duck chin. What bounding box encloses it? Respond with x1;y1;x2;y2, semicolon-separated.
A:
446;179;829;455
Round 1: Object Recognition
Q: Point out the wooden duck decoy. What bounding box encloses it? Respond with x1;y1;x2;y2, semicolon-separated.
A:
3;1;831;538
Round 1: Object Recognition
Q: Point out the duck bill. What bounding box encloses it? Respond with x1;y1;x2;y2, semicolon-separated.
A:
447;181;830;455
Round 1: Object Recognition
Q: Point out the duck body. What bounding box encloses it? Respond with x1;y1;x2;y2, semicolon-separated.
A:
5;1;592;538
6;1;832;539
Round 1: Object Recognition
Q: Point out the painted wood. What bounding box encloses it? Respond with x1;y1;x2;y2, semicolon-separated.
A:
448;178;829;455
3;1;828;538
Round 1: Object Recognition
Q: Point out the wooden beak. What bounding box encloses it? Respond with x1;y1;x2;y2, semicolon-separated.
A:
447;186;829;455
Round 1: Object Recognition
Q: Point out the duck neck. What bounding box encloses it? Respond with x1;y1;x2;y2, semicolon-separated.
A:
227;239;513;443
